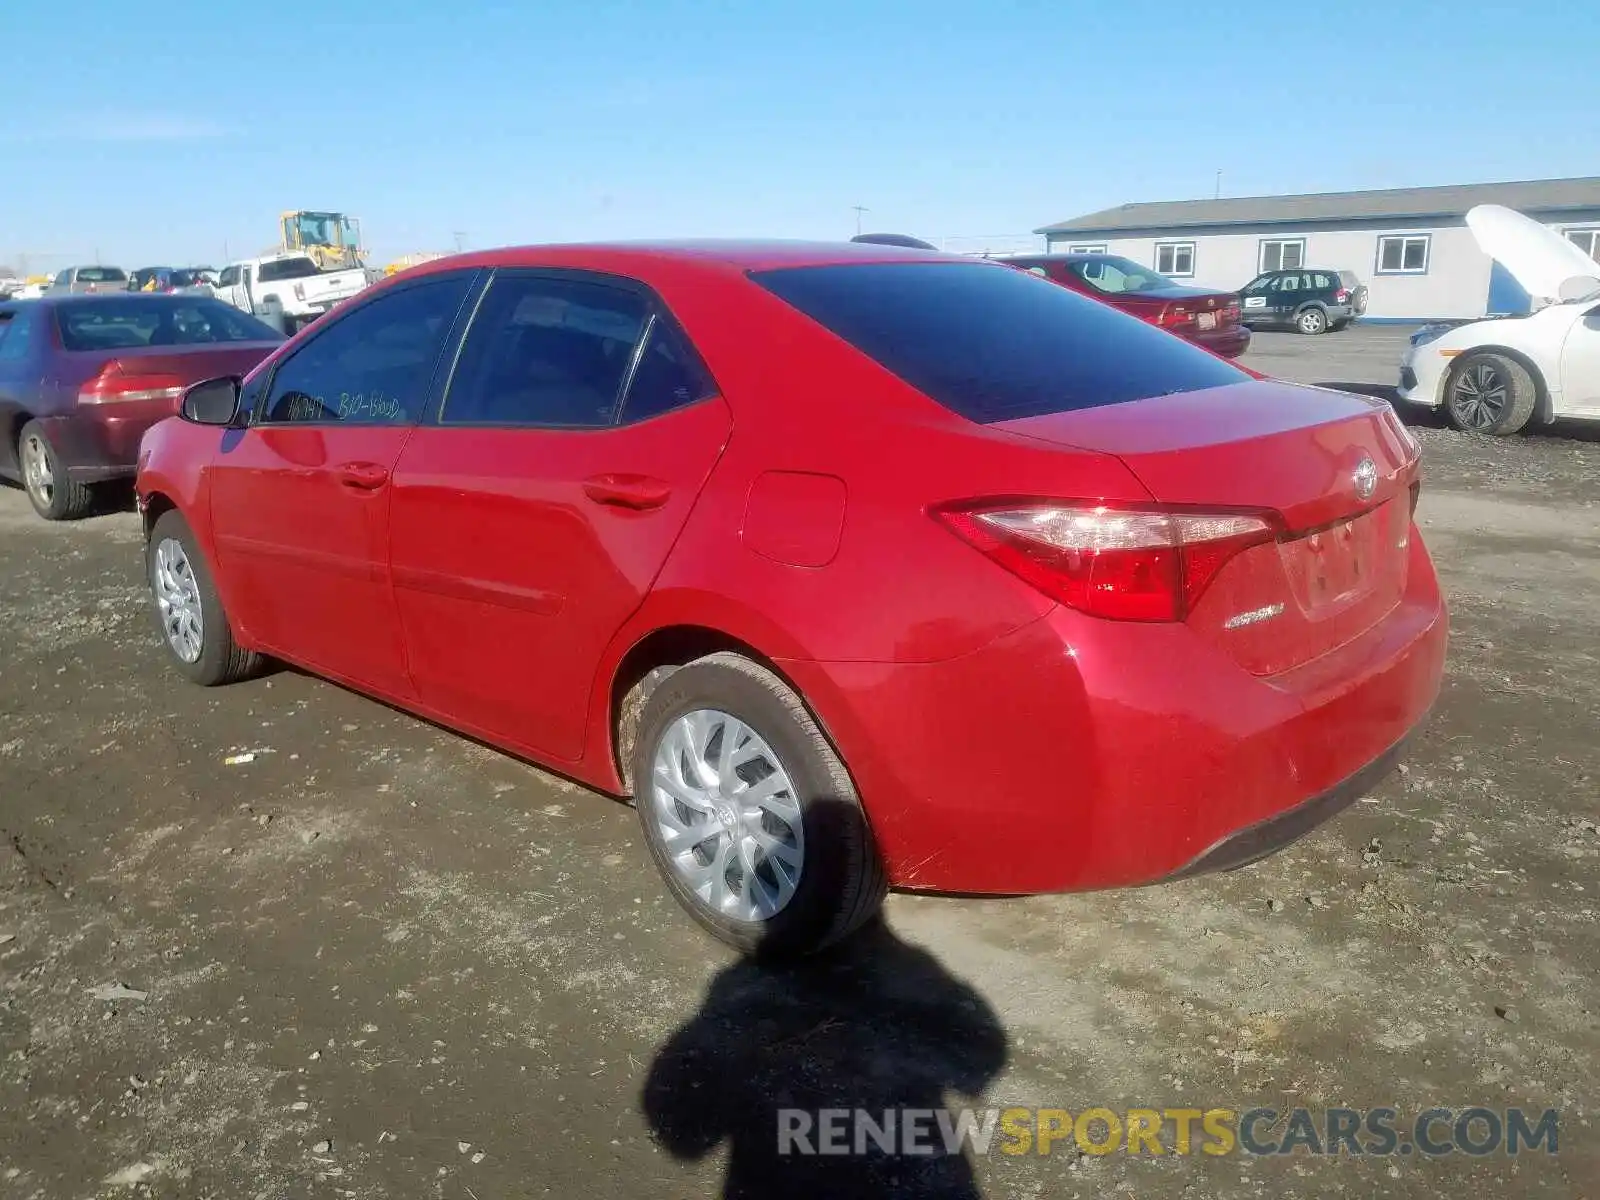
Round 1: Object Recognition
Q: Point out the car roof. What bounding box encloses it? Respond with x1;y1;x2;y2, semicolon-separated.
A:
400;239;962;282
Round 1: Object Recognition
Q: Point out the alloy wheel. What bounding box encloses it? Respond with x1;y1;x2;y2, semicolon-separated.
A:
648;708;804;923
1451;362;1507;431
20;433;53;506
152;538;205;663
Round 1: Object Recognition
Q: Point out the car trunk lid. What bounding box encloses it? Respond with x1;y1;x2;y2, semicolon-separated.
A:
993;380;1421;675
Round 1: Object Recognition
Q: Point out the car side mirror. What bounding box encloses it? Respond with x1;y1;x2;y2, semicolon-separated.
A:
180;376;243;425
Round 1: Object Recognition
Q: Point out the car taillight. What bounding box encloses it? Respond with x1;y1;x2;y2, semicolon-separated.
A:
935;501;1277;622
78;361;187;405
1334;288;1350;302
1158;305;1192;328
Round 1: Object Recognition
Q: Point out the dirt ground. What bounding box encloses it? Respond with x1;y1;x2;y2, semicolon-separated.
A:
2;327;1597;1198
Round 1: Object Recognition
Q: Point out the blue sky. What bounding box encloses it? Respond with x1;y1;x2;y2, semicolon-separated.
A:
3;0;1596;271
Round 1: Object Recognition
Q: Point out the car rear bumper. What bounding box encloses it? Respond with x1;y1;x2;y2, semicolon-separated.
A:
1190;324;1251;358
783;532;1447;895
37;403;176;482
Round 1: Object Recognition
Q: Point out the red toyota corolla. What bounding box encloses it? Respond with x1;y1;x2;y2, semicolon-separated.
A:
136;242;1446;955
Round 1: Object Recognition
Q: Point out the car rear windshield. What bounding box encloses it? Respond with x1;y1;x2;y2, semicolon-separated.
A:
752;262;1246;423
56;297;280;350
258;257;323;283
77;267;128;283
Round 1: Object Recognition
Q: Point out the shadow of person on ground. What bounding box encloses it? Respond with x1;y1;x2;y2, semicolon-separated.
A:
643;912;1008;1199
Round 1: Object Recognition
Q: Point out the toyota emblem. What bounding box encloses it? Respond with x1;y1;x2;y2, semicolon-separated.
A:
1353;456;1378;501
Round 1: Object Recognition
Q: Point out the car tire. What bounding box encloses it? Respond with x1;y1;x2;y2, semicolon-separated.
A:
145;509;261;686
631;652;886;957
1445;353;1537;436
17;420;95;521
1294;306;1328;335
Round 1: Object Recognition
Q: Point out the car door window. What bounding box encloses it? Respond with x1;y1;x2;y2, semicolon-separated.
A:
441;274;647;427
1312;272;1334;290
0;310;30;362
1278;275;1300;293
1242;275;1273;296
217;266;240;288
260;276;472;425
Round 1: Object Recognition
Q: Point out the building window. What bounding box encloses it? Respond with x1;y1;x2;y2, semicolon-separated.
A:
1566;228;1600;262
1258;238;1305;272
1376;234;1430;275
1155;242;1195;277
1065;243;1107;254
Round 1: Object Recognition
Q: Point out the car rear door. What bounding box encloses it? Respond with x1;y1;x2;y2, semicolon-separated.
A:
205;271;475;695
388;269;733;763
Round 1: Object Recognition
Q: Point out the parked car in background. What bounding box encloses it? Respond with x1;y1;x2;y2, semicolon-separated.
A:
1399;204;1600;434
0;294;281;519
1237;269;1367;335
212;254;370;333
47;265;130;295
136;241;1444;955
129;267;213;294
998;254;1249;358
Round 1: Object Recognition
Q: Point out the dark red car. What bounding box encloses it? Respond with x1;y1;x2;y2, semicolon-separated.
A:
0;295;281;519
136;243;1445;955
1002;253;1250;358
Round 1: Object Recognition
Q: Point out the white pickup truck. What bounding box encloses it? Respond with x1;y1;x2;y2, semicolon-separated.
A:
211;254;372;333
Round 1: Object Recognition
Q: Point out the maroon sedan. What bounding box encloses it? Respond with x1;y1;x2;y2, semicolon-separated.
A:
0;295;281;520
1002;253;1249;358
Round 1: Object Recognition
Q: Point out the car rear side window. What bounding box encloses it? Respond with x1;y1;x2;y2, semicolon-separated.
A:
260;276;472;424
752;262;1245;423
618;314;717;424
442;274;647;427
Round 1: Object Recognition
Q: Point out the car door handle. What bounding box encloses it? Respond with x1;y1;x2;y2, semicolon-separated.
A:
582;473;671;510
336;461;390;490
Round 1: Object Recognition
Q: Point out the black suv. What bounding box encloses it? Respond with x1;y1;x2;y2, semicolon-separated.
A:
1237;269;1368;335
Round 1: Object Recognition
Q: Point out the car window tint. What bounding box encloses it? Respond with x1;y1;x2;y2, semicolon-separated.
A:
1242;276;1272;295
0;311;31;362
442;275;646;426
258;257;322;283
753;262;1246;424
56;298;281;350
1279;275;1300;292
1312;273;1333;289
619;315;717;424
218;266;240;287
261;276;471;425
78;267;127;284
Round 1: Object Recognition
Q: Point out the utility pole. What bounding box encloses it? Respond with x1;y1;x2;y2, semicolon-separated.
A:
453;231;467;253
1214;170;1222;200
851;206;868;237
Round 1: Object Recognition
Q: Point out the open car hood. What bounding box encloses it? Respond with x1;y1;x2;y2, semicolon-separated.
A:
1466;204;1600;302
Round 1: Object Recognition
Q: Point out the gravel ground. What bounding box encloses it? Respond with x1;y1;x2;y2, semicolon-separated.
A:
1;326;1597;1198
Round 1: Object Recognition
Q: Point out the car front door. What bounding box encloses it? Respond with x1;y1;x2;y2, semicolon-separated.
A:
0;307;42;478
388;270;733;763
1239;274;1274;323
1558;304;1600;414
206;271;475;696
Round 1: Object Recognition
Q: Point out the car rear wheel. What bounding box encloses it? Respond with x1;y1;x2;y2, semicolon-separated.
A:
146;509;261;686
1295;306;1328;335
1446;353;1536;436
17;420;94;521
631;652;886;957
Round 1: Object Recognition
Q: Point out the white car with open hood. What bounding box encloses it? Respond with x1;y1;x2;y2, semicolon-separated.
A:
1398;204;1600;434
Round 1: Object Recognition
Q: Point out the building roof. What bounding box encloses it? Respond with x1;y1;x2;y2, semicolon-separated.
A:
1037;177;1600;235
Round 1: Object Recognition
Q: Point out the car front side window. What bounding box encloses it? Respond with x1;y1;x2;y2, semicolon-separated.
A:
259;276;472;425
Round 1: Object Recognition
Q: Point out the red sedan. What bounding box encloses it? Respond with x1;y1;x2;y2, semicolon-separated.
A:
1001;253;1250;358
136;242;1446;955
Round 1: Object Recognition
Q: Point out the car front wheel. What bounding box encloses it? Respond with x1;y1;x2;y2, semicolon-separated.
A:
1446;353;1536;436
631;652;886;957
146;509;261;685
